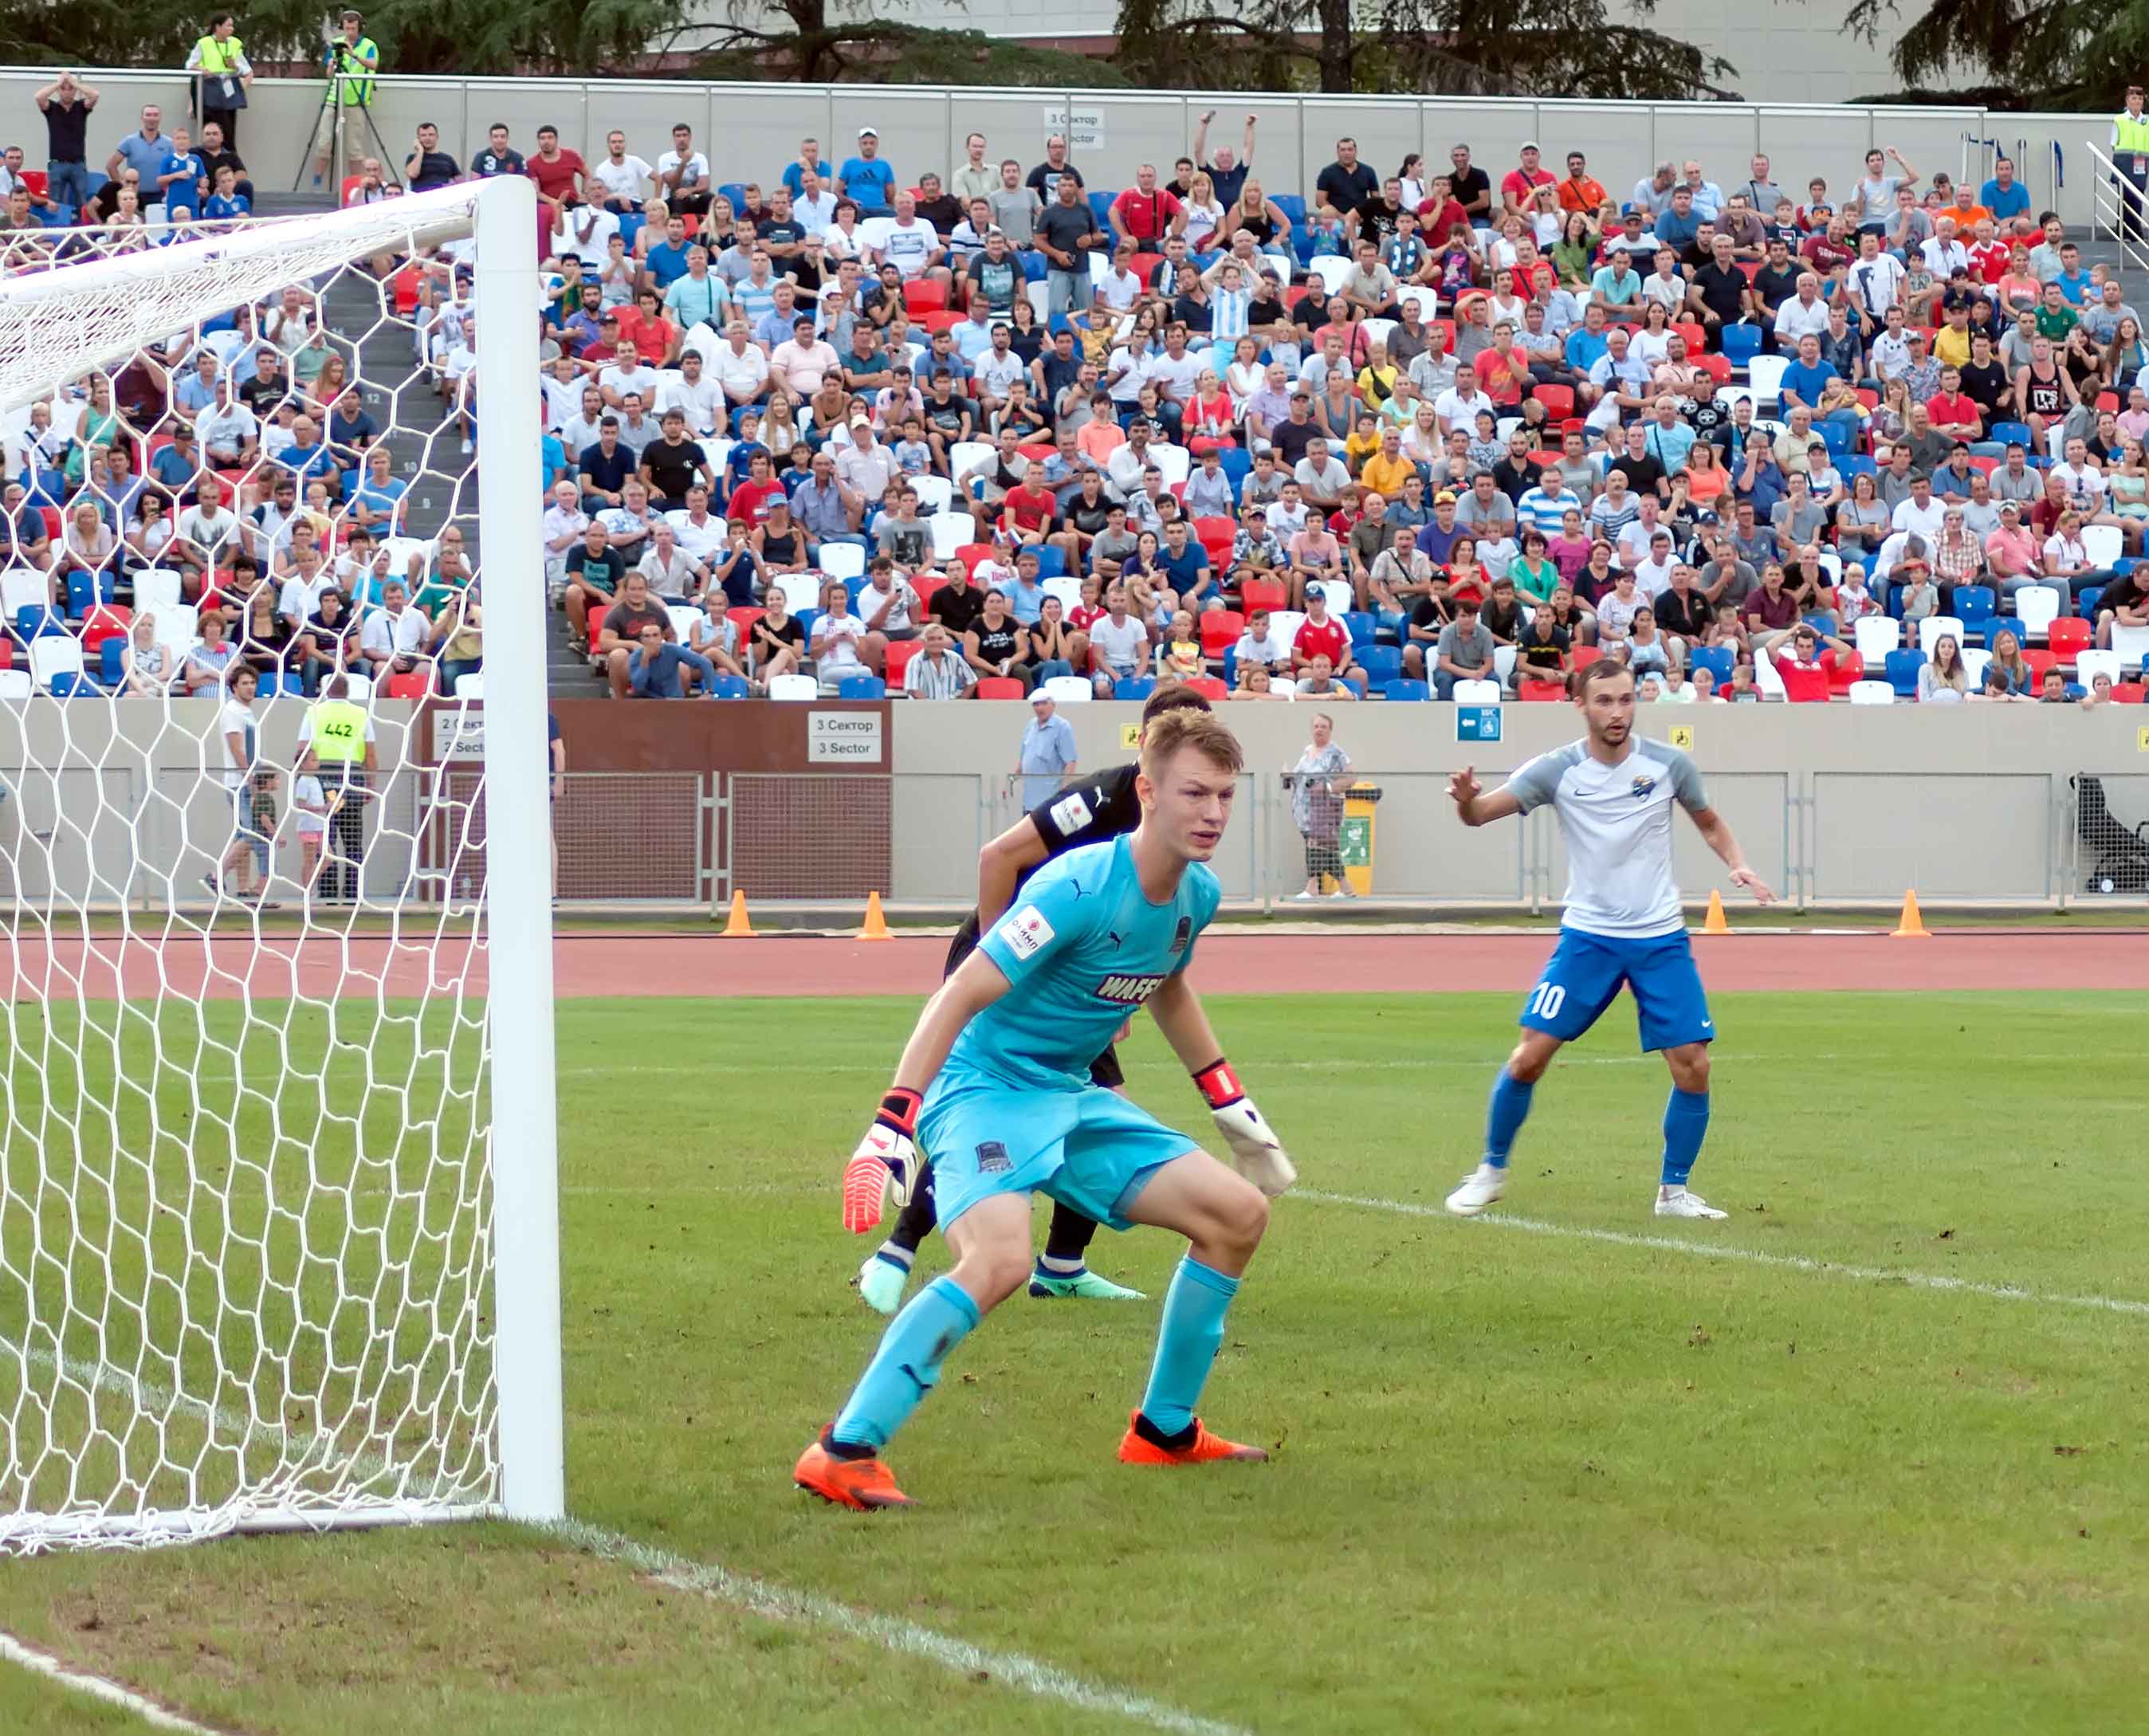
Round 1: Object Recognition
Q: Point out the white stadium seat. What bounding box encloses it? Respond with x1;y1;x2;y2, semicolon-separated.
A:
768;673;819;700
1848;680;1895;704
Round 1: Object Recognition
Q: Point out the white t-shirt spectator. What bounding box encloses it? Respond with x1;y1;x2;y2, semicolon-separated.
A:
1090;612;1149;672
662;509;727;561
176;501;242;559
810;607;867;676
1149;348;1206;403
598;360;661;406
277;569;336;626
836;438;900;500
196;401;258;457
654;148;708;195
293;772;328;836
1433;387;1495;430
1845;253;1907;323
359;604;429;663
1891;495;1947;541
1234;625;1293;667
709;341;770;403
878;219;940;279
856;579;917;634
656;371;726;436
219;693;256;790
972;349;1027;402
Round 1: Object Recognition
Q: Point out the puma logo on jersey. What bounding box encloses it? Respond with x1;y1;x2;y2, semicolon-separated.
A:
1092;972;1168;1005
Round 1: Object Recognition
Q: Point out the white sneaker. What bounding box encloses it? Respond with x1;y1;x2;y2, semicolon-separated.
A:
1654;1187;1727;1220
1444;1162;1508;1216
1293;889;1319;900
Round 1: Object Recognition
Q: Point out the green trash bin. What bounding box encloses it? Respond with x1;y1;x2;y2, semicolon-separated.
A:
1338;782;1381;895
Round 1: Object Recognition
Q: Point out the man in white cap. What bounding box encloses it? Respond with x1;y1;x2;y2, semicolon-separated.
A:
838;125;895;215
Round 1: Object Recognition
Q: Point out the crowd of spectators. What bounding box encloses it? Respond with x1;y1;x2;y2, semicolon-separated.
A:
13;83;2149;705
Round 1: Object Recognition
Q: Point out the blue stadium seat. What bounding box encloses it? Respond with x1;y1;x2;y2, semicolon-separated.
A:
793;608;819;643
1688;645;1734;682
1719;325;1764;367
2078;584;2103;619
837;674;886;698
1357;644;1402;684
1339;671;1367;697
1021;252;1048;282
1884;649;1926;696
1219;448;1252;489
616;212;644;249
1344;611;1376;646
1383;678;1431;701
1114;676;1157;700
1031;545;1066;579
707;674;751;698
1954;586;1996;638
1818;418;1853;456
65;572;96;619
1989;421;2033;450
277;673;308;697
1086;190;1116;230
98;638;125;684
1839;454;1876;478
717;183;748;212
1272;194;1306;225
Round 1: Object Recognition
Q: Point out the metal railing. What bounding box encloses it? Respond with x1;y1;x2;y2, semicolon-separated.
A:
2084;137;2149;277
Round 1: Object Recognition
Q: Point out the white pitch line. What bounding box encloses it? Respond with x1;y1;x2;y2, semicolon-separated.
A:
4;1348;1253;1736
0;1630;233;1734
549;1518;1254;1736
1294;1188;2149;1318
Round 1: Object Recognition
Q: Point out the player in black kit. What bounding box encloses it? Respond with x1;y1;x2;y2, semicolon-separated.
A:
852;683;1216;1314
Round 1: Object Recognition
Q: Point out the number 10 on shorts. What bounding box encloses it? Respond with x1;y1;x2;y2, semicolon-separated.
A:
1526;980;1566;1020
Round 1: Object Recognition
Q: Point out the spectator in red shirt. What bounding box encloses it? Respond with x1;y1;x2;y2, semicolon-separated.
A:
726;450;785;527
1110;163;1184;249
1000;470;1060;546
1925;368;1983;442
1415;175;1470;249
527;124;587;257
1500;143;1555;218
1291;585;1353;680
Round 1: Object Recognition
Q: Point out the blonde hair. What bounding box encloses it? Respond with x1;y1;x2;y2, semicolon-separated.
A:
1141;707;1244;780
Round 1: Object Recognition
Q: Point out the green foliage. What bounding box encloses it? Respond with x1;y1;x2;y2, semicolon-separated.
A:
1114;0;1737;96
1843;0;2149;108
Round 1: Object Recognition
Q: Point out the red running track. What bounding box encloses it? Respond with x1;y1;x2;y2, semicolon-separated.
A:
3;929;2143;1003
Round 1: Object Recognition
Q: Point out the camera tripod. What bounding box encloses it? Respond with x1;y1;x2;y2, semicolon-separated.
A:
292;41;393;194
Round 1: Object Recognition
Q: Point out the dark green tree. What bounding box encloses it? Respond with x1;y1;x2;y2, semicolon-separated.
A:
1844;0;2149;108
1114;0;1736;98
687;0;1133;84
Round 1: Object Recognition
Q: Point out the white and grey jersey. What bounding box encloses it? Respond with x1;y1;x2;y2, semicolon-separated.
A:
1505;738;1709;939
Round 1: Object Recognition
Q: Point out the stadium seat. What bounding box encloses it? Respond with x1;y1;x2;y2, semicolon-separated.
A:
882;638;923;687
1452;678;1503;704
1356;644;1402;685
382;672;430;700
768;673;819;700
1988;421;2033;450
1031;544;1067;579
2114;681;2147;703
1824;650;1864;694
1719;324;1764;367
1382;679;1431;701
1114;677;1157;700
1184;676;1228;699
1917;615;1965;657
974;677;1026;699
1041;674;1092;703
0;669;29;700
1847;678;1894;704
1746;354;1790;405
28;636;84;694
1240;577;1288;613
1953;586;1996;640
1533;384;1574;421
1518;678;1567;701
1884;649;1926;696
817;541;866;583
2012;586;2061;642
2074;648;2121;689
2048;617;2092;658
97;637;125;685
707;674;751;698
1192;516;1236;564
1852;616;1901;664
902;280;948;316
1200;611;1244;657
2020;648;2060;682
837;675;886;698
1344;611;1376;646
1688;645;1734;683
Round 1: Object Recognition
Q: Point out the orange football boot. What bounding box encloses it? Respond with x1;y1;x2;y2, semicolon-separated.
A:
793;1427;913;1509
1116;1409;1268;1465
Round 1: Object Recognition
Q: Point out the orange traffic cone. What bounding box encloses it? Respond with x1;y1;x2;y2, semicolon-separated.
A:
1702;890;1731;935
1891;889;1930;938
722;889;753;937
857;890;893;941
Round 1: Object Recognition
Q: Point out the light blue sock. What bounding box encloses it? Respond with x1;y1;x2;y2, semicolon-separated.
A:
1660;1087;1711;1188
1483;1069;1534;1170
1139;1256;1240;1436
830;1275;980;1452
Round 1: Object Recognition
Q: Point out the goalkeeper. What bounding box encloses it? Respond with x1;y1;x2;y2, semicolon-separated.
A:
853;680;1213;1314
796;706;1293;1509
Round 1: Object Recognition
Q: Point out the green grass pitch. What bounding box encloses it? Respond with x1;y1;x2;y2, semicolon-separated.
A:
1;989;2146;1735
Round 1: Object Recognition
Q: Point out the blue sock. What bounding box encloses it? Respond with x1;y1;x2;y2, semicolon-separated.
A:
830;1275;980;1452
1660;1087;1711;1188
1139;1257;1240;1436
1483;1069;1534;1170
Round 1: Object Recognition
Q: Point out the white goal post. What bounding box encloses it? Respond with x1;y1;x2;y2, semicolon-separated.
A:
0;178;562;1550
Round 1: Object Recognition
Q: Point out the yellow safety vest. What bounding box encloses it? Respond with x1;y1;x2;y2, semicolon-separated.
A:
194;33;245;73
2116;112;2149;156
334;37;377;108
309;699;367;764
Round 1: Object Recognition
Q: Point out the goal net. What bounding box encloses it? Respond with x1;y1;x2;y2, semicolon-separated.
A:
0;179;561;1552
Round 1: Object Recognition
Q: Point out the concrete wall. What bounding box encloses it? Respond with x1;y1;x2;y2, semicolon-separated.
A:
893;701;2149;908
9;70;2108;233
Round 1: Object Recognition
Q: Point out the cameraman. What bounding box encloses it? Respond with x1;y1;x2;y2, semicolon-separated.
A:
308;10;379;185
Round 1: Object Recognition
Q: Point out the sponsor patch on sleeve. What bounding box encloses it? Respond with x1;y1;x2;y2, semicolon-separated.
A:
1049;791;1093;835
998;904;1055;960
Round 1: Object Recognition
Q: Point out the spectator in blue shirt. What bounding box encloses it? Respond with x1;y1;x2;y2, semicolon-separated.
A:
106;106;175;206
625;619;716;697
1156;520;1214;603
278;416;340;492
1562;305;1610;377
837;128;895;215
1778;332;1839;414
203;163;249;219
1004;551;1051;625
161;127;205;218
1653;187;1701;253
1978;158;2031;224
642;217;693;289
151;426;205;504
2052;246;2089;305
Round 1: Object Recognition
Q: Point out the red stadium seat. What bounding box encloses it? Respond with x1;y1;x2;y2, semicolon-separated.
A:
1518;678;1567;701
1534;384;1575;420
1691;352;1732;383
2019;648;2059;681
1199;610;1244;656
1130;253;1164;285
2096;391;2121;414
921;310;964;336
1240;577;1287;612
975;678;1026;699
1824;648;1864;694
1192;516;1236;563
725;607;764;648
79;606;132;650
340;175;364;207
2113;681;2147;703
902;280;948;316
1018;442;1053;462
1673;322;1707;354
1778;661;1831;702
2048;617;2091;658
1184;675;1228;699
955;543;996;573
21;170;45;198
910;575;943;617
882;638;923;687
382;672;431;701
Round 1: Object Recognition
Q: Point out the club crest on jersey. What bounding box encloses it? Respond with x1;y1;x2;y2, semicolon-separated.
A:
975;1141;1011;1173
1630;775;1657;799
1169;916;1192;955
1092;972;1168;1006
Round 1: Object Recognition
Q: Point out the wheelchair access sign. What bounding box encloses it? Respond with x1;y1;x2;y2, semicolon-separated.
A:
1456;705;1502;743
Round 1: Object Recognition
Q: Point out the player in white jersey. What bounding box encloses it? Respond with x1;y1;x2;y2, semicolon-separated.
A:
1442;661;1774;1219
